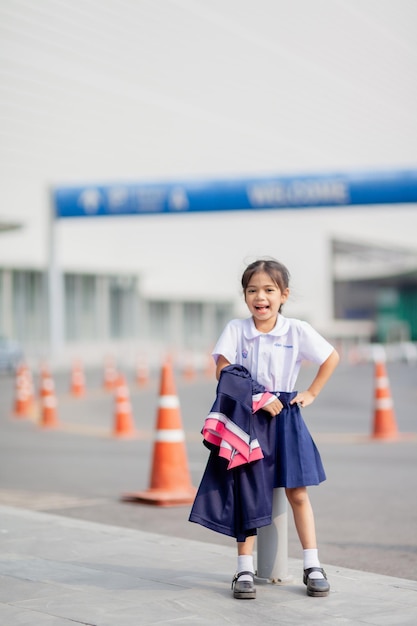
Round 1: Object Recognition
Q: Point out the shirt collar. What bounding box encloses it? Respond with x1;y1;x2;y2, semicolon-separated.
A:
243;314;290;338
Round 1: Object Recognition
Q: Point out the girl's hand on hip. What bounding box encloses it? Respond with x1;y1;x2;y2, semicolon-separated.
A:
290;390;315;408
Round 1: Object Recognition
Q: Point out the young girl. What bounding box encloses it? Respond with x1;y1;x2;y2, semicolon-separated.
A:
189;258;339;599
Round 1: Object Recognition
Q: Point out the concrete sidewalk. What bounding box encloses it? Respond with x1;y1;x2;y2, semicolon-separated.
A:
0;506;416;626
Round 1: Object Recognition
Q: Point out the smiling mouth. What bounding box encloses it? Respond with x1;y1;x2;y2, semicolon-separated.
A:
255;305;269;312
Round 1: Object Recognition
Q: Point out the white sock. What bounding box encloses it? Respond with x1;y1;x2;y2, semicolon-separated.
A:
237;555;254;581
303;548;324;579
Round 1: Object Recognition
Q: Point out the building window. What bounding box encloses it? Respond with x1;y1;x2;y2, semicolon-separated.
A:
214;303;232;339
148;301;170;343
183;302;203;348
65;274;97;341
12;270;46;343
109;276;136;339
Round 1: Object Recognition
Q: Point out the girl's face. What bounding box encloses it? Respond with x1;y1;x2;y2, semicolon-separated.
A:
244;270;289;332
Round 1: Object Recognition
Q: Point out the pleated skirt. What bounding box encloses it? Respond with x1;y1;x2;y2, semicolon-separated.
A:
188;391;326;541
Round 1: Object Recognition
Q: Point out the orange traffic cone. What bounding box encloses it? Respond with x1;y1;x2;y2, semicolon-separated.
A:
113;375;136;437
103;356;118;391
38;362;48;385
371;361;398;440
13;364;34;417
70;360;86;397
135;355;149;388
40;370;59;428
122;359;196;506
39;363;53;399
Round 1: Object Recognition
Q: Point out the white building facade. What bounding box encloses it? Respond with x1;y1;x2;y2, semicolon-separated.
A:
1;1;417;365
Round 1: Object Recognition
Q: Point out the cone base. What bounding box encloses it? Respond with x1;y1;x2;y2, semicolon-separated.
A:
371;432;399;441
372;414;399;441
113;414;137;438
370;432;417;443
121;488;196;507
14;410;31;418
113;430;138;439
14;400;35;417
40;420;59;429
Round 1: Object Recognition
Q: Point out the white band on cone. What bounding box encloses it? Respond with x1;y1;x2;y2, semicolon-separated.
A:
155;429;185;442
43;396;56;408
117;401;131;412
375;398;393;410
158;395;180;408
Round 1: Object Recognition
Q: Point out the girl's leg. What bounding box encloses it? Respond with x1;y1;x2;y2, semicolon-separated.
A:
238;535;256;556
285;486;317;549
232;535;256;599
286;487;329;596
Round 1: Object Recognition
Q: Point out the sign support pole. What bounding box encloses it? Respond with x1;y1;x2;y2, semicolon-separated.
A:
47;190;64;362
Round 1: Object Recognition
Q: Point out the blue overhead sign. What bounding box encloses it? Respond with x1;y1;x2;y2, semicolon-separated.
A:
53;169;417;218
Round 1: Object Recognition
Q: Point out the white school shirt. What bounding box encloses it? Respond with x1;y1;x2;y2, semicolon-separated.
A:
212;315;334;392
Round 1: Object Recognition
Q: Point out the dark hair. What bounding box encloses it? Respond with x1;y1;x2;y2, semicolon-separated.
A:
241;259;290;312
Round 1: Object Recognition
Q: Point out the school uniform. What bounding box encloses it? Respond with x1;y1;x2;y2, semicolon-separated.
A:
189;314;334;542
212;314;334;392
201;363;276;469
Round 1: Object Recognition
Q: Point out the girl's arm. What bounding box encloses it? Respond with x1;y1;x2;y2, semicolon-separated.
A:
215;354;283;416
215;354;231;380
290;349;340;408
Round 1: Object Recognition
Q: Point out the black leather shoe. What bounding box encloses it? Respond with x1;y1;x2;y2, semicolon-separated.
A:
303;567;330;597
231;570;256;599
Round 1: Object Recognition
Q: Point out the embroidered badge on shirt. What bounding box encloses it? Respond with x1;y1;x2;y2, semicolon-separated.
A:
242;349;248;359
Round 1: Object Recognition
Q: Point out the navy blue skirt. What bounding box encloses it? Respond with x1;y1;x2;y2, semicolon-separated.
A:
188;391;326;541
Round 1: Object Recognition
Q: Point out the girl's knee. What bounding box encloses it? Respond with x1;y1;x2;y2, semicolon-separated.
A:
286;487;309;508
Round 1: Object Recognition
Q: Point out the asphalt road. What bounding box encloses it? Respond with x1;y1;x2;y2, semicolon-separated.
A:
1;359;416;581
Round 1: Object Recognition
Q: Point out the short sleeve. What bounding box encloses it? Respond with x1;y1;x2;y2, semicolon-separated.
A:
298;321;334;364
211;320;239;365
